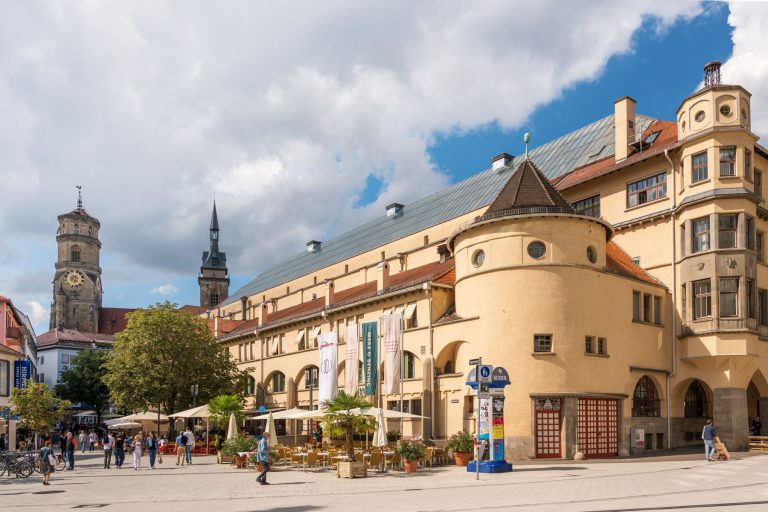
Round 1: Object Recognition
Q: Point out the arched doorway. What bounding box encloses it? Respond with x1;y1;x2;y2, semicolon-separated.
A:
747;370;768;436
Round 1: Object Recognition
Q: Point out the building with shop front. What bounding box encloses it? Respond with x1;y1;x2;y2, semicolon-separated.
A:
208;63;768;459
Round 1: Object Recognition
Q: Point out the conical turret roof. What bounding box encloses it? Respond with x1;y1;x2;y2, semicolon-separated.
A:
210;201;220;230
485;159;575;215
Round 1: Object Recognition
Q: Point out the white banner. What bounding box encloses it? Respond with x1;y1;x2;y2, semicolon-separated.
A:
344;323;359;395
382;314;402;395
318;331;338;405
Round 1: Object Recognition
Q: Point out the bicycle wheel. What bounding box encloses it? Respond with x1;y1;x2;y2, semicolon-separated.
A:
55;455;67;471
0;460;8;477
15;460;34;479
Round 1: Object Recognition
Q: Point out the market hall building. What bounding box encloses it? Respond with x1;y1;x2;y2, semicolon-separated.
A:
208;63;768;459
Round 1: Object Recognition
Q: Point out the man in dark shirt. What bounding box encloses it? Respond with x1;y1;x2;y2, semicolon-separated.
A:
65;431;76;470
702;419;716;461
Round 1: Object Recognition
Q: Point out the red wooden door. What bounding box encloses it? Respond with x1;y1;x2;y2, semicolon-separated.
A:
577;398;618;458
535;398;561;458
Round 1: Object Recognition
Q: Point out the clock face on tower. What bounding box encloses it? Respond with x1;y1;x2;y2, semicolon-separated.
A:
64;269;86;288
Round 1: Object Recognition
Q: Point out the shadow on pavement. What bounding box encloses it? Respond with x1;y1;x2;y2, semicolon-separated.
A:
513;466;587;471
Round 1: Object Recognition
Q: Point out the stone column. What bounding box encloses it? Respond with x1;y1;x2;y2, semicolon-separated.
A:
738;212;747;249
422;357;434;439
759;397;768;435
713;387;749;450
710;213;719;250
561;396;577;459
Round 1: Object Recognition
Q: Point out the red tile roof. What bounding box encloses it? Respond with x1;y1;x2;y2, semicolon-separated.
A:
37;327;116;348
388;258;455;289
486;160;573;214
98;308;134;335
605;241;663;287
556;120;678;191
220;318;259;339
0;343;24;357
333;282;377;304
266;297;326;324
180;305;208;316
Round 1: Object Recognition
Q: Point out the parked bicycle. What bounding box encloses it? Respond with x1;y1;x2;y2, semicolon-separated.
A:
0;451;35;479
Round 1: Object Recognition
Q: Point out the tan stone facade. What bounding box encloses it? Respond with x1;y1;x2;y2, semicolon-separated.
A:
209;74;768;459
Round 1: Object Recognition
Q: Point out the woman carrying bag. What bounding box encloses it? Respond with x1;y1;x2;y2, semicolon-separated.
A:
39;439;55;486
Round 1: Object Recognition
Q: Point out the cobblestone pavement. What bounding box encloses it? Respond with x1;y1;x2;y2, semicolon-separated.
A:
2;451;768;512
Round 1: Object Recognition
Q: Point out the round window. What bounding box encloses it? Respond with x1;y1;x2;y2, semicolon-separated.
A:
695;110;706;122
719;104;731;117
472;249;485;268
527;241;546;260
586;246;597;264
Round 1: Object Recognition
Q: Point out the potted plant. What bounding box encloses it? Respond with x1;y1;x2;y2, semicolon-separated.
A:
387;430;401;442
220;435;257;467
321;391;375;479
396;439;425;473
447;431;474;466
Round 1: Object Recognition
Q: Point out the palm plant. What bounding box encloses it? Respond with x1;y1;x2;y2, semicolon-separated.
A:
321;391;375;459
208;394;244;429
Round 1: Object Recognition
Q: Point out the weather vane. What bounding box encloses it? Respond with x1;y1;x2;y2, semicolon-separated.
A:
76;185;82;208
524;133;531;160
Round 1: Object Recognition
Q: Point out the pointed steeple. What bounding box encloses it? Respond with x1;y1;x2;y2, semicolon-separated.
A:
485;159;575;215
201;202;227;270
210;201;220;233
199;201;229;308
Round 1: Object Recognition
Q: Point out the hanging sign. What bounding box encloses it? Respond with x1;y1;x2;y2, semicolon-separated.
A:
318;332;338;404
14;360;32;389
344;323;359;395
362;321;378;396
381;314;402;395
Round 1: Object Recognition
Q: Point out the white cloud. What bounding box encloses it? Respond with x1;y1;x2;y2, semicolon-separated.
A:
25;300;49;329
722;1;768;140
150;284;179;296
0;0;704;320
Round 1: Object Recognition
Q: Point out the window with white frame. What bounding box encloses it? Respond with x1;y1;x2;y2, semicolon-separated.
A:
720;146;736;176
693;279;712;319
718;214;738;249
692;217;711;253
719;277;738;317
572;194;600;217
692;151;708;183
0;360;9;397
627;172;667;208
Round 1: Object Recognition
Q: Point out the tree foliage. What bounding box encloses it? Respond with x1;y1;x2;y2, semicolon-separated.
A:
55;349;111;426
321;391;374;459
103;302;247;415
208;394;245;428
10;381;72;439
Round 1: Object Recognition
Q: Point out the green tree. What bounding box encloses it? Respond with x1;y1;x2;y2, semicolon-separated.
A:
321;391;375;459
103;302;247;415
208;394;245;429
10;381;72;448
55;349;111;426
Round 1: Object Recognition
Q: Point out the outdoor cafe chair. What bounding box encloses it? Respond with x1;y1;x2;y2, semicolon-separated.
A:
367;451;382;471
304;451;319;471
420;447;434;468
290;451;304;468
354;452;364;463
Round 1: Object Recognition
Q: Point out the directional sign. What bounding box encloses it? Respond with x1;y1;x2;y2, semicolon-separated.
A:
478;391;490;400
468;358;482;366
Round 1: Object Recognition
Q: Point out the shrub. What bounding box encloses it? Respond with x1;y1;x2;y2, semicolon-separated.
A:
220;435;256;457
395;439;425;461
447;431;473;453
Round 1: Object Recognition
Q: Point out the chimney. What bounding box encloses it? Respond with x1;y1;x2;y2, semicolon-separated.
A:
306;240;321;253
437;244;451;263
614;96;637;162
240;296;248;320
386;203;403;217
376;261;390;292
491;153;513;171
324;279;335;307
214;316;219;338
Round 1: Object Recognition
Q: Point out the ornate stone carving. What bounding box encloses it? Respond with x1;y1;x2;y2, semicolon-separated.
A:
534;397;561;410
726;258;737;269
697;262;705;271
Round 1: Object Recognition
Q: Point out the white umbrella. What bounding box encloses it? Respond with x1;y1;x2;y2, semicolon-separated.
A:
264;412;277;438
74;410;96;417
372;408;387;448
167;405;210;419
227;413;239;439
251;408;308;420
108;422;142;430
119;412;169;422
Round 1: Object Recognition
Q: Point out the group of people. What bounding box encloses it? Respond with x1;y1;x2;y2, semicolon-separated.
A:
174;428;197;466
76;430;98;452
101;431;162;470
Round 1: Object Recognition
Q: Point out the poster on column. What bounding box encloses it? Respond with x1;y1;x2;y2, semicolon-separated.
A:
344;323;359;395
477;397;490;440
317;332;338;404
381;314;402;395
491;397;505;461
362;321;378;396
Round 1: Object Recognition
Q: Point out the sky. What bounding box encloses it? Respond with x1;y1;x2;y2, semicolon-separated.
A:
1;1;767;336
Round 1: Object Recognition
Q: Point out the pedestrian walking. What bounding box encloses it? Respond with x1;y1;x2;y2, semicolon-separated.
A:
114;434;125;469
103;432;114;469
59;433;67;456
252;431;270;485
175;432;187;466
184;428;195;465
751;416;762;436
0;433;6;451
702;418;717;461
159;435;167;454
132;434;143;470
145;432;158;469
88;431;96;452
65;431;76;470
39;439;54;486
78;431;86;452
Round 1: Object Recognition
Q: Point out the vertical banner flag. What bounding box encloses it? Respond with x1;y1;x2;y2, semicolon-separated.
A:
344;323;359;394
362;321;378;396
318;331;338;405
381;314;402;395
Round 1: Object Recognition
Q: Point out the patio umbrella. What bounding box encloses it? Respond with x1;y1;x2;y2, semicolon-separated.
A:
108;422;142;430
372;408;387;448
227;413;239;439
119;411;169;422
167;405;210;419
264;412;277;438
250;408;308;420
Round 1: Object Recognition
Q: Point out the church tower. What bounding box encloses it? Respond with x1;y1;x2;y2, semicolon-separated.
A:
199;202;229;308
50;188;103;332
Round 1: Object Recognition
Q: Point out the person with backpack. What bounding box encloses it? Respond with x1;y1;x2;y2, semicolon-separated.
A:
145;431;158;469
176;432;187;466
184;428;195;465
114;433;125;469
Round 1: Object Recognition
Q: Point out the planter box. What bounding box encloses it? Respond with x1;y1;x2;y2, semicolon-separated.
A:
337;460;367;479
217;452;234;464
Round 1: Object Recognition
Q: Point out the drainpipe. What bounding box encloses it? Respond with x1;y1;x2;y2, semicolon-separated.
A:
424;283;434;440
664;148;678;449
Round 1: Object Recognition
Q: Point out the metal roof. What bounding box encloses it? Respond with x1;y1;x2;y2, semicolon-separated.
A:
222;113;656;307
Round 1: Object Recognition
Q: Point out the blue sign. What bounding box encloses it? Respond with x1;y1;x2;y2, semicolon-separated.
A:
14;360;32;389
258;405;266;413
479;365;492;380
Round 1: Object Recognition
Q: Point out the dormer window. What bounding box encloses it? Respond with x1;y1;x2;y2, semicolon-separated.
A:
307;240;321;253
386;203;404;217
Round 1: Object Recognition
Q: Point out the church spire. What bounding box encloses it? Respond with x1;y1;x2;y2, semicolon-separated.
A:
210;201;220;236
199;201;229;308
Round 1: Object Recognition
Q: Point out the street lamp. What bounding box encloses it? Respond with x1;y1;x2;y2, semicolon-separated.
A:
191;384;199;408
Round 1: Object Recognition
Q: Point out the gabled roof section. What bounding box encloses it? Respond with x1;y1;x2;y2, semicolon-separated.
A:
98;308;134;335
180;305;208;316
605;241;663;287
486;159;575;215
222;114;656;307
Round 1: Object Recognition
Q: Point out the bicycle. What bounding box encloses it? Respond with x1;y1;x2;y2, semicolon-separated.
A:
0;452;34;478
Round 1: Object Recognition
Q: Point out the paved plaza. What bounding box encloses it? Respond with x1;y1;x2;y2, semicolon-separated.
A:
2;451;768;512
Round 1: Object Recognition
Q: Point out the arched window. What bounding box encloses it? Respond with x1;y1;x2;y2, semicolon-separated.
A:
305;366;319;389
403;351;416;379
271;371;285;393
71;246;81;263
444;360;454;374
245;375;256;395
210;292;219;305
74;224;80;235
632;376;660;417
684;380;709;418
88;226;93;237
